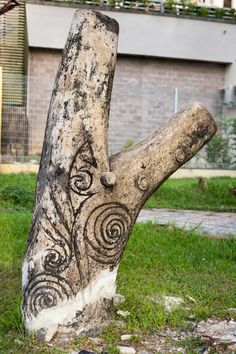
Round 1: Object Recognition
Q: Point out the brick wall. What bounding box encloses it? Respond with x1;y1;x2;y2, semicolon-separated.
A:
27;49;61;156
28;48;225;156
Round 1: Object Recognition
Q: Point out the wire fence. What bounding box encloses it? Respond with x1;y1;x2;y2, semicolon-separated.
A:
0;74;236;169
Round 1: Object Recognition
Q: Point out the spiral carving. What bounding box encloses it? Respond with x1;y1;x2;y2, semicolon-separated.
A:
85;203;132;265
23;274;72;319
69;171;93;195
136;173;149;191
41;220;72;275
44;247;70;274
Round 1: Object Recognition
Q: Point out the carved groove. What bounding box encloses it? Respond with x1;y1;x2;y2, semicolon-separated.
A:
136;173;149;191
70;171;93;195
85;203;132;265
70;170;92;194
41;213;72;274
23;274;73;319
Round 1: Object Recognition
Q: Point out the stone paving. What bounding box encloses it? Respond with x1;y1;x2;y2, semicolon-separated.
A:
137;208;236;237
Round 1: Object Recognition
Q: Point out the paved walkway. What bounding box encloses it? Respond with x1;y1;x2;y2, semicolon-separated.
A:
137;208;236;237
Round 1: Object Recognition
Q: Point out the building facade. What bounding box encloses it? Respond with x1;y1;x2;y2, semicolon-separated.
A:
26;3;236;158
1;0;236;166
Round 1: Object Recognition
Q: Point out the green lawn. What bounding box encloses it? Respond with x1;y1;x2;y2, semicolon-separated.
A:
0;173;235;212
0;209;235;353
0;173;236;352
145;176;236;212
0;174;36;210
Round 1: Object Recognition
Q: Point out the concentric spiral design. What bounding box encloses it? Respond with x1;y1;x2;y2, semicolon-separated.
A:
69;171;93;195
85;203;132;265
23;274;72;319
44;247;70;274
136;174;149;191
41;221;72;274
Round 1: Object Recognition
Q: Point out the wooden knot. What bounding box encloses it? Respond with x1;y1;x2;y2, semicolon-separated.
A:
175;148;186;163
136;173;149;191
100;172;117;187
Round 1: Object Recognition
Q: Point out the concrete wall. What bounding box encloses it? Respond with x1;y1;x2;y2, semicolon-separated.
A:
25;3;236;160
26;3;236;63
28;48;225;155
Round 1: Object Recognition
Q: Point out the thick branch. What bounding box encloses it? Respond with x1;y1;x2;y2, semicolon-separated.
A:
110;102;217;214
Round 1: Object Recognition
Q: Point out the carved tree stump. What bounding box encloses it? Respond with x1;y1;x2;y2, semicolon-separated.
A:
22;9;217;342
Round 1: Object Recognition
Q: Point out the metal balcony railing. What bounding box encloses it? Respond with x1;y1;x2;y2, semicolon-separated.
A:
39;0;236;21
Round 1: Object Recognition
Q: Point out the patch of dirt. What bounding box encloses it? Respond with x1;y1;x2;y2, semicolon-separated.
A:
52;318;236;354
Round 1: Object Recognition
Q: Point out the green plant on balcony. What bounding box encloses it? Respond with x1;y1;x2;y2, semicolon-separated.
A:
108;0;116;6
229;7;235;16
179;0;187;14
197;6;209;17
141;0;149;10
226;7;236;19
187;1;196;15
164;0;176;13
215;7;226;18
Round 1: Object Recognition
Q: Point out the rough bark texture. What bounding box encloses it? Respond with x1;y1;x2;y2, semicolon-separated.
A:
22;9;217;342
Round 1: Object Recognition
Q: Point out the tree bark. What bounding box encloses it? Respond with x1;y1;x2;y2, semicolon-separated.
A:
22;9;217;342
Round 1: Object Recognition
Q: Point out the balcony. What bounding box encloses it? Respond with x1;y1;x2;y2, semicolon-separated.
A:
29;0;236;22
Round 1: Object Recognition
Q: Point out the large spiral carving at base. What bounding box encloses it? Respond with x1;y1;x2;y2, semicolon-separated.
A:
23;274;73;319
84;203;132;265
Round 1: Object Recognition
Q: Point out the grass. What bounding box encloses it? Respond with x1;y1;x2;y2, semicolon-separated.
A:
118;223;236;331
0;174;36;210
0;173;235;352
0;209;235;352
0;173;235;212
145;176;236;212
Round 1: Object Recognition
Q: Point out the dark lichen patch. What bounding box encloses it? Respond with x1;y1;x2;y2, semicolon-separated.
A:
74;100;81;113
94;11;119;34
79;91;88;100
57;23;84;86
187;122;211;148
106;61;116;102
70;22;84;54
63;101;70;120
96;81;106;98
89;61;98;80
73;78;81;92
74;91;87;112
55;166;65;177
83;43;91;51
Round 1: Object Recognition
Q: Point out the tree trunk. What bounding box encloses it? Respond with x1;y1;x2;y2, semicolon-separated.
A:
22;9;217;342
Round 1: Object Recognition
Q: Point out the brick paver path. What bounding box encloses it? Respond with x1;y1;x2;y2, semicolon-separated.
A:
137;208;236;237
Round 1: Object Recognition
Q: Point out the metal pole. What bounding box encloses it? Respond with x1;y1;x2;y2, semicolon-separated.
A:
174;87;178;114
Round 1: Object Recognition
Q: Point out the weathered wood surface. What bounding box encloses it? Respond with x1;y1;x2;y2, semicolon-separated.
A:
22;9;217;342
